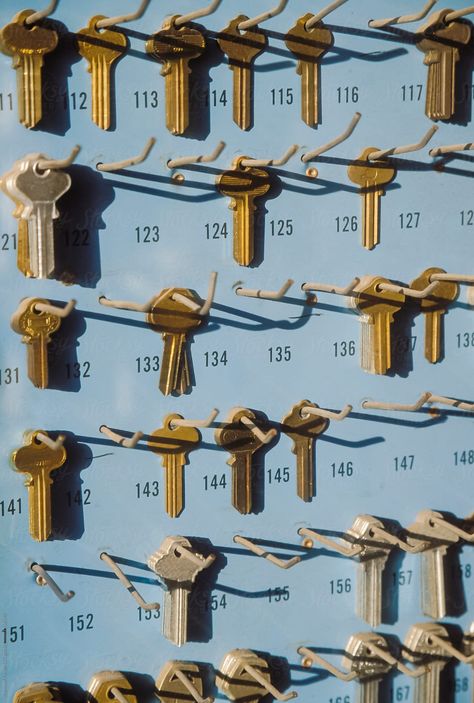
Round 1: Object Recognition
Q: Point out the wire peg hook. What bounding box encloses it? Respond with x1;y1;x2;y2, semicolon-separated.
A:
240;145;299;169
236;279;294;300
170;409;219;429
445;5;474;22
97;137;157;172
368;125;438;161
298;527;363;556
239;415;277;445
298;647;357;681
35;432;66;451
31;563;75;602
174;0;223;27
100;552;160;611
300;404;352;421
171;668;214;703
369;0;438;28
167;141;226;169
238;0;290;31
34;298;76;318
37;146;81;171
430;139;474;157
24;0;60;25
362;392;433;412
242;662;297;701
423;631;474;663
428;394;474;412
306;1;351;29
302;112;361;163
95;0;153;30
425;510;474;543
100;425;144;448
376;279;439;299
302;277;360;296
233;535;302;569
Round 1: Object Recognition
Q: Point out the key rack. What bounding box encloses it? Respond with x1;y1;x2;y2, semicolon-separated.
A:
1;1;474;702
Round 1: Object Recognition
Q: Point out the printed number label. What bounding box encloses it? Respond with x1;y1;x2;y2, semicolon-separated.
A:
0;498;22;517
136;225;160;243
66;362;91;379
137;606;160;621
393;686;410;702
392;570;413;586
203;474;227;491
455;677;469;693
399;212;420;229
267;467;290;484
268;586;290;603
329;697;350;703
394;455;415;471
0;93;14;111
136;356;160;373
136;481;160;499
331;461;354;478
452;564;472;579
394;336;417;356
337;86;359;103
335;216;358;233
64;229;89;247
203;89;228;107
1;233;17;250
66;489;91;507
268;346;292;363
270;219;293;236
134;90;159;109
270;88;294;105
401;84;423;101
0;367;19;385
330;578;352;594
200;594;228;611
454;450;474;466
333;341;356;358
204;350;228;368
460;210;474;226
205;222;228;239
69;613;94;632
457;332;474;348
2;625;24;643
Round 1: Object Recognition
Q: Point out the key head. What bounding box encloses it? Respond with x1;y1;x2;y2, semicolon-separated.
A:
215;408;265;456
148;414;201;456
352;276;405;320
217;649;270;702
11;297;61;340
77;15;128;63
11;430;66;482
148;536;214;584
14;161;71;212
156;662;205;703
13;683;63;703
87;671;137;703
404;622;450;660
217;160;272;203
347;147;396;188
285;13;333;61
347;514;392;559
146;16;206;69
281;400;329;444
217;15;267;64
342;633;392;680
410;267;459;313
0;9;58;61
418;9;472;53
147;288;203;334
406;509;459;552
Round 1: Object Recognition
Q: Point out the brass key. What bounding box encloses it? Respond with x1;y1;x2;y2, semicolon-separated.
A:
217;15;267;131
215;408;265;514
11;297;61;389
0;9;58;129
281;400;329;503
148;414;201;518
347;148;396;250
217;158;272;266
11;430;67;541
417;10;472;121
285;14;333;127
352;276;405;375
410;267;459;363
147;288;202;396
146;16;206;135
77;15;128;130
13;683;63;703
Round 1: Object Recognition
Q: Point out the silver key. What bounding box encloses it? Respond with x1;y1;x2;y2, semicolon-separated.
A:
404;622;450;703
11;155;71;278
342;633;392;703
347;515;392;627
217;648;296;702
407;510;459;619
148;536;215;646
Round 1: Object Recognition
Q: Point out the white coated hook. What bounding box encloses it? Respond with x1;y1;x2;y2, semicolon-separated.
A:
37;146;81;171
95;0;153;29
428;394;474;412
298;647;358;681
34;299;76;318
243;663;297;701
306;0;350;29
425;511;474;543
240;416;277;445
431;272;474;284
31;563;75;602
168;141;226;169
430;140;474;157
233;535;302;569
170;409;219;429
174;544;216;569
362;641;428;677
100;425;144;448
25;0;59;25
240;145;299;168
298;527;363;556
300;404;352;421
235;279;294;300
376;279;439;299
445;5;474;22
369;0;438;28
302;113;361;162
238;0;290;31
362;392;433;412
302;277;360;296
97;137;157;172
100;552;161;611
368;125;438;160
36;432;65;451
174;0;223;27
425;632;474;663
172;669;214;703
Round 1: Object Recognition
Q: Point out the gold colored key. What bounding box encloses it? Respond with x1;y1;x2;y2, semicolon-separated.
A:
148;414;201;518
146;16;206;135
410;267;459;364
352;276;405;375
11;430;67;542
147;288;202;396
217;16;267;131
0;9;58;129
77;15;128;130
217;158;272;266
13;683;63;703
281;400;329;503
11;297;61;389
417;10;472;121
87;671;137;703
285;13;333;127
347;148;396;250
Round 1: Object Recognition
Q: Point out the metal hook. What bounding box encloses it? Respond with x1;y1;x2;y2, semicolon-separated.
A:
424;632;474;663
170;409;219;429
100;425;144;448
97;137;157;172
238;0;290;30
235;279;294;300
306;0;350;28
368;125;438;160
95;0;153;29
167;141;226;169
240;415;277;444
240;145;299;168
300;404;352;421
242;662;297;701
31;563;75;602
298;527;363;557
302;277;360;296
174;0;223;27
362;392;433;412
233;535;302;569
431;272;474;284
24;0;60;25
369;0;438;28
428;394;474;412
365;523;430;554
445;5;474;22
375;279;439;299
302;113;361;162
172;668;214;703
363;641;429;677
35;432;65;451
174;543;216;570
34;299;76;318
298;647;357;681
37;146;81;171
426;511;474;542
430;140;474;157
100;552;160;611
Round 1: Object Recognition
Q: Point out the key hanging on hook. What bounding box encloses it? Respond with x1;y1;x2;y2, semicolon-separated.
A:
174;0;223;27
86;671;138;703
217;649;297;702
156;661;214;703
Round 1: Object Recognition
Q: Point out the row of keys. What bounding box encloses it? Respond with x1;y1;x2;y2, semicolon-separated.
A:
1;9;472;131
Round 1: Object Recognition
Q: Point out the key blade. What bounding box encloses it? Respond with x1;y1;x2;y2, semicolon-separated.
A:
26;332;49;389
298;60;319;127
18;53;44;129
357;555;388;627
371;310;392;375
164;58;190;135
164;453;185;518
230;451;253;514
234;194;255;266
159;332;186;395
424;309;444;363
232;64;252;130
362;188;382;250
293;436;314;502
29;202;56;279
91;54;113;131
421;547;448;619
163;586;189;646
359;679;381;703
414;662;444;703
28;471;53;541
439;48;455;121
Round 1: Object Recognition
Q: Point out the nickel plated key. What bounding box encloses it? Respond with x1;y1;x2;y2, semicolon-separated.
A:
404;622;451;703
342;632;393;703
87;671;137;703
